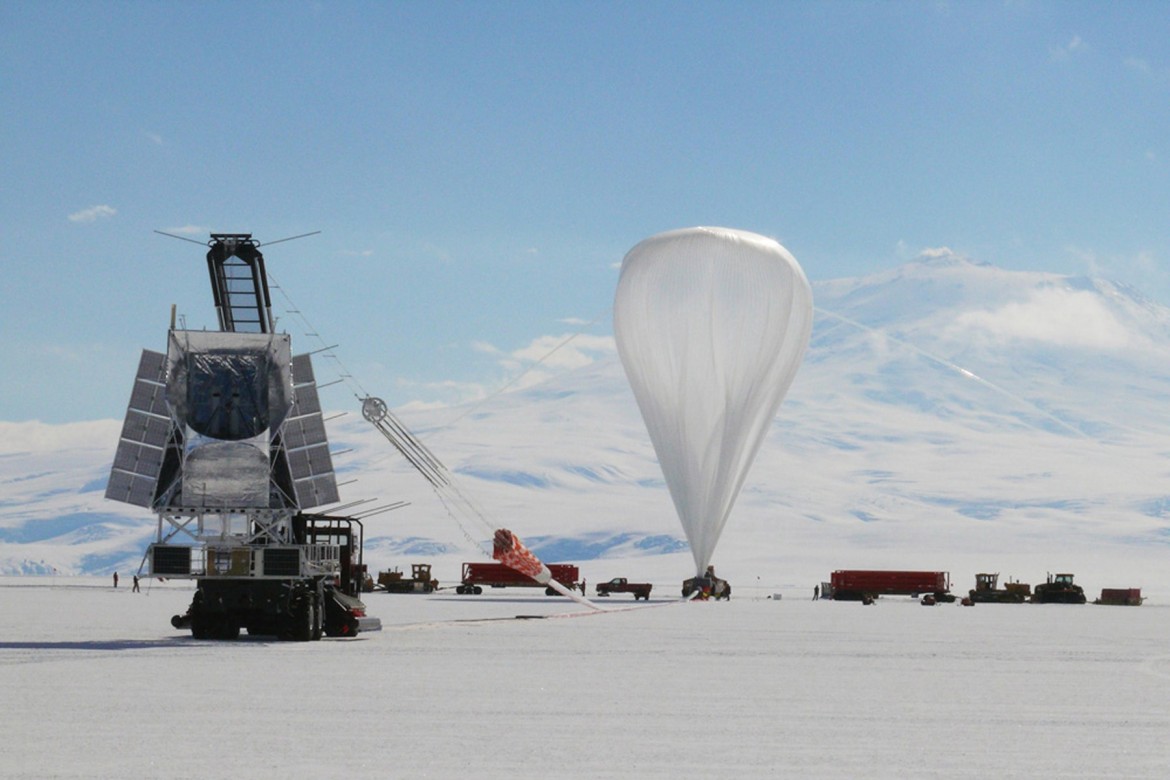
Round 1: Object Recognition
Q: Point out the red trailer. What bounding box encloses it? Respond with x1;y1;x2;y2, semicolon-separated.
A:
829;570;952;602
457;562;581;595
1094;588;1143;606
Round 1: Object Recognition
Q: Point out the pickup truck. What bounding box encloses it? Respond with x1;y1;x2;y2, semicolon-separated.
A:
595;577;652;600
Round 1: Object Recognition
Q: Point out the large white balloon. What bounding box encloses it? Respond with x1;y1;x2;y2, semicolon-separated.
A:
614;227;813;576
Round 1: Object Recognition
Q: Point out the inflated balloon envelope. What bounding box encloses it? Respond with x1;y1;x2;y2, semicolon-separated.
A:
613;227;814;578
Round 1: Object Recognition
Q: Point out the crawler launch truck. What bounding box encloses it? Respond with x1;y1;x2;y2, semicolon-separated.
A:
106;234;379;640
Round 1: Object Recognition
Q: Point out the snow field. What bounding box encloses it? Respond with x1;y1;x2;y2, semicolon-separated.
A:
1;578;1167;779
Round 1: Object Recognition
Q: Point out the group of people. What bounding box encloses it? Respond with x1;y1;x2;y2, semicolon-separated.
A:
112;572;140;592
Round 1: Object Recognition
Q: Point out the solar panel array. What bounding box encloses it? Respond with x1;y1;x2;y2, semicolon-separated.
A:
106;350;171;507
286;353;339;508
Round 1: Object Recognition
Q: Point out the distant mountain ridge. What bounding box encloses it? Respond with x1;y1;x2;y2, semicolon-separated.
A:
3;252;1169;593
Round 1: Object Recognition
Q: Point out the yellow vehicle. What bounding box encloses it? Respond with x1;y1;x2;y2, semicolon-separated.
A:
377;563;438;594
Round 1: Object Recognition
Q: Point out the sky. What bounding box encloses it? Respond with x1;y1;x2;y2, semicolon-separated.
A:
3;1;1170;423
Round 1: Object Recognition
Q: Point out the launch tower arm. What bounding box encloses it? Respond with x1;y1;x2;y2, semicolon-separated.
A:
205;233;274;333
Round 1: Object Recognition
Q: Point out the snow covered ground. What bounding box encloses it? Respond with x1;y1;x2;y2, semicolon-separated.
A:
3;577;1167;779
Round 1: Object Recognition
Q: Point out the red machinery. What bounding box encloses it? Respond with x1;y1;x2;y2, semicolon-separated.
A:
829;570;952;602
1094;588;1143;606
457;562;581;595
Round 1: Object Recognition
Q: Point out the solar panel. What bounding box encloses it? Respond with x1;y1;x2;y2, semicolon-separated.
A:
295;473;341;508
289;383;321;418
106;349;173;507
106;470;161;509
291;353;316;386
283;353;339;509
288;442;333;480
119;411;171;448
282;414;327;450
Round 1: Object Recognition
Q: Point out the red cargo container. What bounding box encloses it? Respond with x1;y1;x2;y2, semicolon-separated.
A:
830;570;951;601
457;562;581;595
1094;588;1143;606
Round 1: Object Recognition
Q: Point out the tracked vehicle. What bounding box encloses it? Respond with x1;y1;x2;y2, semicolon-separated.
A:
106;233;379;639
1031;573;1087;604
377;563;439;594
968;573;1030;604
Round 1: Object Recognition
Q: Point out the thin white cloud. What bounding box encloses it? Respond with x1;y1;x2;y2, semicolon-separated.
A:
395;331;616;410
1067;245;1162;287
1124;57;1152;76
1049;34;1085;62
952;288;1135;350
420;242;453;264
506;333;615;371
448;332;618;404
395;377;489;406
920;246;958;260
164;224;205;235
471;341;502;355
144;131;164;146
68;205;116;223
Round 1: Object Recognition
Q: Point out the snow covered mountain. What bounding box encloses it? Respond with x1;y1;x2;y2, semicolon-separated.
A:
3;249;1169;593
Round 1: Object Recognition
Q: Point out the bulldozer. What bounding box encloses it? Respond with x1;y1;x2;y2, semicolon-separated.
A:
968;572;1030;604
377;563;438;594
1030;572;1086;604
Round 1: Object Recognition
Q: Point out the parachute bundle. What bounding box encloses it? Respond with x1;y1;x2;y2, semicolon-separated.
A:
494;528;602;610
493;528;549;582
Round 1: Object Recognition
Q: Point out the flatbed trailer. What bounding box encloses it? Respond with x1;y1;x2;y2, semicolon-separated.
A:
830;570;953;602
457;562;580;595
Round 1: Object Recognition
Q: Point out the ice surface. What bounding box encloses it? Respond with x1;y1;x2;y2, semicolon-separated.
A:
2;578;1167;779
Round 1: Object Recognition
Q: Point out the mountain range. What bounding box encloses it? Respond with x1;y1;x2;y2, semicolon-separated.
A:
3;249;1168;596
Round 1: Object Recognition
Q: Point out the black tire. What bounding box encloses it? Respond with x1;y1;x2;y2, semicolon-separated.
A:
215;620;240;640
191;612;213;640
283;596;314;642
311;598;323;641
473;586;483;595
296;598;313;642
188;592;211;639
